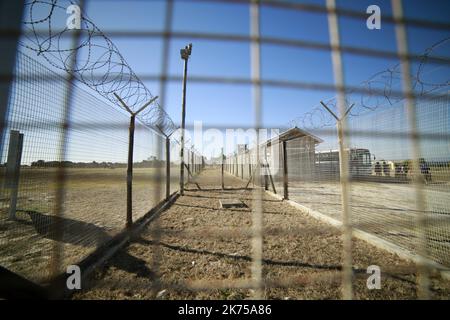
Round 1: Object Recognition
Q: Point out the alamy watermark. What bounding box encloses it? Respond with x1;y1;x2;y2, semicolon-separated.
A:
171;121;281;175
366;265;381;290
66;4;81;30
66;265;81;290
366;5;381;30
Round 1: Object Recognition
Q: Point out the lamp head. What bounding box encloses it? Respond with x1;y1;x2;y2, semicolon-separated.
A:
180;43;193;60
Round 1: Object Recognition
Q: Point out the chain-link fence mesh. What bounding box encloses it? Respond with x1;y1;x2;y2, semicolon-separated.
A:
1;0;449;300
227;88;450;273
0;49;204;283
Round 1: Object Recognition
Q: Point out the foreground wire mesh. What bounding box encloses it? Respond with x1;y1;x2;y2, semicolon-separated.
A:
0;0;449;300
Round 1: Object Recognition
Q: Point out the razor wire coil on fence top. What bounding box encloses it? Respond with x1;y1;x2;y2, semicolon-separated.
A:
21;0;177;136
287;37;450;130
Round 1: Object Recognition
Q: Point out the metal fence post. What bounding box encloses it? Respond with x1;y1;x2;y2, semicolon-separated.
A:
248;151;251;181
126;114;136;228
114;93;157;228
166;137;171;200
241;153;244;179
233;155;235;176
282;140;289;200
192;151;195;174
191;150;194;175
221;148;225;189
232;155;234;175
186;150;190;182
5;130;24;220
264;164;269;190
263;146;268;190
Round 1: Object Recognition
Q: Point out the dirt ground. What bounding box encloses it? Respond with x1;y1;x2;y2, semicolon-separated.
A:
74;167;450;300
0;167;180;283
283;180;450;266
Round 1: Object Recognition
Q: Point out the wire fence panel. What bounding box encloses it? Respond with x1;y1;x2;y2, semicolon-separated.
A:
168;143;179;196
0;51;185;283
229;93;450;270
132;124;165;221
345;92;450;267
228;87;450;270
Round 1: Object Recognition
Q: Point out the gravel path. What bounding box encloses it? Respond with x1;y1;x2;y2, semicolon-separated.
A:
74;167;450;299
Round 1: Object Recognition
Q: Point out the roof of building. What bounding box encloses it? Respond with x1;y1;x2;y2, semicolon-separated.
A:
263;127;323;147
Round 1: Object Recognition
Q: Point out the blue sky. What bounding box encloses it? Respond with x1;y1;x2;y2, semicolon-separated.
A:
78;0;449;129
8;0;450;161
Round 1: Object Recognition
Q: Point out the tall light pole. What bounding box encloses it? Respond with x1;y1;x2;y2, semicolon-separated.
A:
180;43;192;195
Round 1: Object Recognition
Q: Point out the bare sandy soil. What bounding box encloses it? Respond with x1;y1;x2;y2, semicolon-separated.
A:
283;180;450;266
0;167;180;283
74;168;450;300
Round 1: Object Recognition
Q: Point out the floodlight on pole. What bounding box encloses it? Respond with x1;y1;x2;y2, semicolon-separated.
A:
179;43;193;195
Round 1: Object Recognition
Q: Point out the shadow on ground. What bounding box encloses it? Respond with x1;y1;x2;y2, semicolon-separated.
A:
21;210;112;247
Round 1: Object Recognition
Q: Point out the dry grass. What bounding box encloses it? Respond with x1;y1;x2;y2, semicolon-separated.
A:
74;168;450;300
285;179;450;266
0;167;179;282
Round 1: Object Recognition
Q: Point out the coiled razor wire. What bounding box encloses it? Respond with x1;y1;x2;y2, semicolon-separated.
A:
20;0;177;136
19;0;449;133
288;37;450;130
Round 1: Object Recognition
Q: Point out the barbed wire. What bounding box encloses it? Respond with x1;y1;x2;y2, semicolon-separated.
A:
20;0;449;134
288;37;450;129
20;0;177;136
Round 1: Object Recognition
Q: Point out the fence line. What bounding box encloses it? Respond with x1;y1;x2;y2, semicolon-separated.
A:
0;49;205;283
226;91;450;280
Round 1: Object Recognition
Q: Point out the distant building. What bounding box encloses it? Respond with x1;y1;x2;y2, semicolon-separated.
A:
208;155;223;165
261;127;323;181
237;144;248;154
